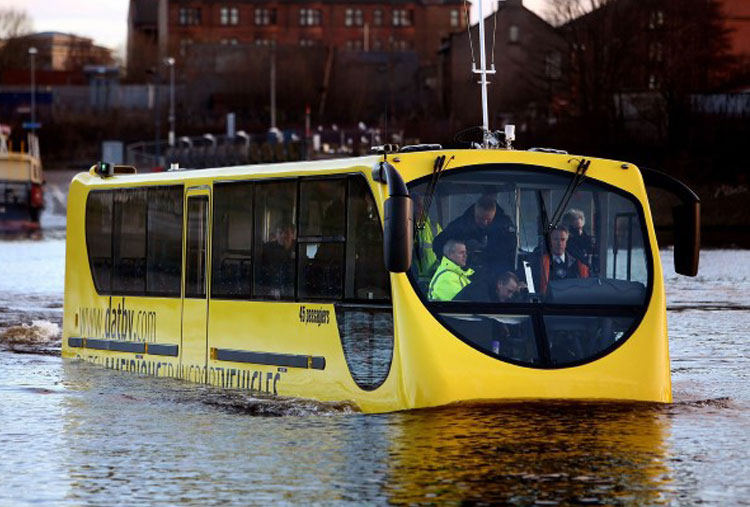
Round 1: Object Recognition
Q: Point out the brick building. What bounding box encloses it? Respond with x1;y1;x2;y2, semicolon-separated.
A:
718;0;750;58
7;32;113;73
127;0;467;74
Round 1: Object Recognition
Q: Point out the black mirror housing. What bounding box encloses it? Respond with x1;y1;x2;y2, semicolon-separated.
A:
384;196;413;273
673;201;700;276
641;167;700;277
372;161;413;273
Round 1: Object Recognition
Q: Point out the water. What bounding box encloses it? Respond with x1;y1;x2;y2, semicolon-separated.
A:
1;236;749;505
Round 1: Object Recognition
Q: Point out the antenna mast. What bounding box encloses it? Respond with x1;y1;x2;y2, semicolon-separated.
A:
473;0;496;148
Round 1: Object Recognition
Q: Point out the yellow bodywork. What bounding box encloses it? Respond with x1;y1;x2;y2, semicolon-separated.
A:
62;150;670;413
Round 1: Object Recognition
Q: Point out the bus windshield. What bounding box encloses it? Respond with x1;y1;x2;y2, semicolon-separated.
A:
408;165;652;367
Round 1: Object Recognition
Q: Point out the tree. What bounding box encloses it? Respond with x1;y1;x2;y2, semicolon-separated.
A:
546;0;643;147
0;7;32;40
0;8;34;74
546;0;734;150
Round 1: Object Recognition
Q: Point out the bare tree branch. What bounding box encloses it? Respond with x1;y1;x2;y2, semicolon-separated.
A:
0;8;32;41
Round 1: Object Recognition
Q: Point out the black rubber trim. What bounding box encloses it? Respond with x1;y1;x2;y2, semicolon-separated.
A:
86;338;146;353
67;337;179;357
146;343;179;357
213;348;326;370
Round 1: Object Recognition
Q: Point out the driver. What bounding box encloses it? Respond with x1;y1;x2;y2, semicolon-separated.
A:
428;239;475;301
433;194;516;275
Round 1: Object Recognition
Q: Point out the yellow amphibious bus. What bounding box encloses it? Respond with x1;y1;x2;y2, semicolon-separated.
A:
61;146;700;413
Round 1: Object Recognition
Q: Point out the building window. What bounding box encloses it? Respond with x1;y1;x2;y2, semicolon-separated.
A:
180;38;194;56
178;7;201;26
450;9;460;28
299;38;317;47
648;10;664;30
373;39;382;50
345;39;363;51
345;8;364;27
255;7;276;26
220;6;239;26
545;51;562;80
373;9;383;26
509;25;519;43
648;74;659;90
648;42;663;62
220;38;239;45
255;38;275;47
300;8;322;27
391;39;409;51
392;9;412;27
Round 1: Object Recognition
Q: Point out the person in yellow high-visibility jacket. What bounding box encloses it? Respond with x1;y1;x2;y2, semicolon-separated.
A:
415;216;443;279
428;239;475;301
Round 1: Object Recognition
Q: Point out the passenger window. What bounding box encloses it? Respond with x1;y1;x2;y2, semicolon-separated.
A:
112;189;147;293
298;179;345;237
185;196;209;298
86;191;113;292
347;176;390;300
298;179;346;299
147;187;183;296
254;181;297;299
212;182;253;298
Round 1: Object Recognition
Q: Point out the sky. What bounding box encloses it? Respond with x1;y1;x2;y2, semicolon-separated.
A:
3;0;548;51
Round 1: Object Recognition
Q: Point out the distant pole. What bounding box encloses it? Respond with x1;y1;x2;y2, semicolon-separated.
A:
153;68;161;164
476;0;490;142
270;48;277;130
166;57;176;147
28;47;37;135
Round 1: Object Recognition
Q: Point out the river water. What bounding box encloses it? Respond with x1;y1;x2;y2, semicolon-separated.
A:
1;231;748;505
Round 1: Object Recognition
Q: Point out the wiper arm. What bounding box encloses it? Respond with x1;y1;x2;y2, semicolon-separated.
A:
416;154;454;232
546;158;590;233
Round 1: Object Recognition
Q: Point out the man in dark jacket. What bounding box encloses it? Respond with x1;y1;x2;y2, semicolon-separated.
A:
533;226;589;294
433;195;517;274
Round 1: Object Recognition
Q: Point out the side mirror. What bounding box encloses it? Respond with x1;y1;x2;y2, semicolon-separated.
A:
640;167;700;277
383;196;413;272
372;161;413;273
673;201;700;276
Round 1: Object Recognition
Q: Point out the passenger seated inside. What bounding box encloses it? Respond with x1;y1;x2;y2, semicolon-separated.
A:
432;194;516;275
428;239;474;301
259;223;296;299
534;226;589;294
454;269;523;303
495;271;522;302
562;209;596;270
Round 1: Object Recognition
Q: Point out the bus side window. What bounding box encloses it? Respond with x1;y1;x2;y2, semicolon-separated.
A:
146;187;183;296
86;191;114;293
113;188;147;294
253;181;297;300
346;176;391;301
212;182;253;298
297;178;346;300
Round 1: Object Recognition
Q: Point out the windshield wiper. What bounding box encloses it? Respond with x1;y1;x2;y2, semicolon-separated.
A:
546;158;590;233
416;154;454;232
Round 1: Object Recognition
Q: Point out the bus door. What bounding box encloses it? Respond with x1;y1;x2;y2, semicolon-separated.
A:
181;186;211;382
